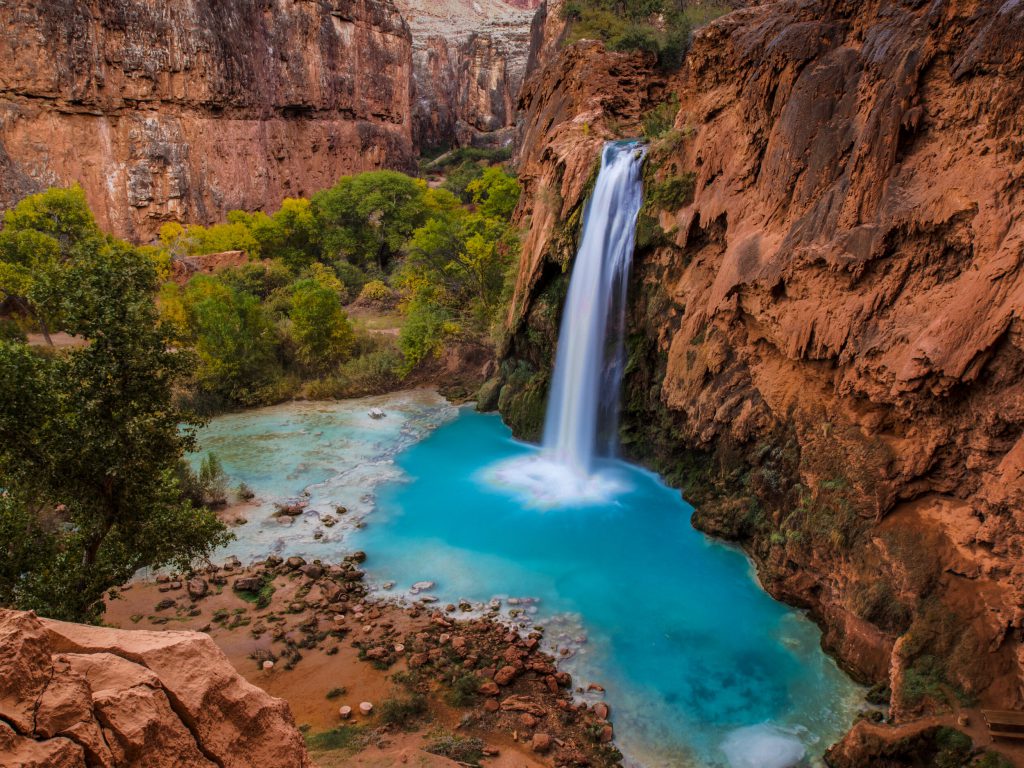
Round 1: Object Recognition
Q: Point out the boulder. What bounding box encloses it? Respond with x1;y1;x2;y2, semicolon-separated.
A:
233;576;263;592
494;665;518;686
285;556;306;570
530;733;552;753
0;609;312;768
301;563;323;580
187;578;209;600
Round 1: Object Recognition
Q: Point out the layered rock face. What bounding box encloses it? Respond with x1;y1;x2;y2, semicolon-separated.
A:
394;0;535;150
498;0;1024;721
0;0;414;241
0;609;310;768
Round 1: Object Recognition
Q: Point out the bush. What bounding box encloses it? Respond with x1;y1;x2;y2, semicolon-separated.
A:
377;694;427;729
426;733;484;764
445;673;481;707
304;345;404;400
357;279;393;305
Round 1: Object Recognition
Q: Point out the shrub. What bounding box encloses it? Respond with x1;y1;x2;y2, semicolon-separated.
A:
642;96;680;138
304;345;404;400
445;673;481;707
357;279;393;304
426;733;485;764
377;694;428;729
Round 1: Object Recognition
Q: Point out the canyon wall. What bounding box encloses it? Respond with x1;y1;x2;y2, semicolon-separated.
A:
496;0;1024;721
394;0;536;151
0;0;415;242
0;608;310;768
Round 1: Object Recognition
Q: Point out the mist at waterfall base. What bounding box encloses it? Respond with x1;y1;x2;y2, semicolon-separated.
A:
361;142;861;766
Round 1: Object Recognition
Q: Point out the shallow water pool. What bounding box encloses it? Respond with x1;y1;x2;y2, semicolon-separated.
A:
194;396;862;767
358;409;863;767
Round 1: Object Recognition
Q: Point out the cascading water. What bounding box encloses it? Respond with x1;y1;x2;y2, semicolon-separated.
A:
543;141;645;474
486;141;646;505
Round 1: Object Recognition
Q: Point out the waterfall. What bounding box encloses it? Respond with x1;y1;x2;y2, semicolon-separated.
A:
542;141;646;475
484;141;645;507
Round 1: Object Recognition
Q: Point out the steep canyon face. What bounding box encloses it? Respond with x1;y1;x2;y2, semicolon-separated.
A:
0;0;415;241
393;0;537;151
498;0;1024;724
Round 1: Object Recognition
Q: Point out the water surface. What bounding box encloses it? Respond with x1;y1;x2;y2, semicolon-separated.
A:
195;397;862;767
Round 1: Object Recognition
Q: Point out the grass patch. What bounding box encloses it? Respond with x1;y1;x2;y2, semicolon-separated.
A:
325;687;346;700
305;724;364;752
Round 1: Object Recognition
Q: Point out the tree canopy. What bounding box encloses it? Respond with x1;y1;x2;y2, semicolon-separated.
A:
0;188;230;622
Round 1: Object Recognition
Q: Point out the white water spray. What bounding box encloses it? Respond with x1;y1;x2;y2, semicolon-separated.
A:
484;141;645;506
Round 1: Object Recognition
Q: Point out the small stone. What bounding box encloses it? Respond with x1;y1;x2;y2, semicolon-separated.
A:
599;724;614;743
494;666;518;686
594;702;610;720
286;556;306;569
530;733;552;754
484;699;500;713
187;577;208;600
520;713;538;728
393;643;405;653
302;563;323;580
479;681;500;696
359;702;373;715
587;682;605;692
411;580;435;593
155;598;176;611
409;652;429;668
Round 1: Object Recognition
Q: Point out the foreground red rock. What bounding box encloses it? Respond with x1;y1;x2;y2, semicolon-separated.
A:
0;609;311;768
497;0;1024;732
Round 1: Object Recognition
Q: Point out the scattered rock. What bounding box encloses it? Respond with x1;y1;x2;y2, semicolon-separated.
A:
530;733;552;753
285;556;306;570
301;564;323;580
187;578;209;600
494;666;518;686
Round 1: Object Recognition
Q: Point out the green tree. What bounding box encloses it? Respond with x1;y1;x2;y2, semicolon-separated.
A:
184;276;283;405
312;171;429;271
466;167;521;220
289;275;354;373
0;188;230;622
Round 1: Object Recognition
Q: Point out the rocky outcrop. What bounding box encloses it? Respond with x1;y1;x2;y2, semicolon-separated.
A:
0;0;415;241
497;0;1024;727
394;0;535;150
0;608;311;768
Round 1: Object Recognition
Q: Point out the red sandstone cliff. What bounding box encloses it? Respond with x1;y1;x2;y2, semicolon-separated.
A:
394;0;535;150
498;0;1024;725
0;608;310;768
0;0;415;241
